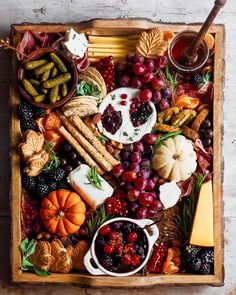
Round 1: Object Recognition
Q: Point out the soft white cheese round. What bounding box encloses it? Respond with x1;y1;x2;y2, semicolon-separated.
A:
97;87;157;144
64;28;88;58
159;181;181;209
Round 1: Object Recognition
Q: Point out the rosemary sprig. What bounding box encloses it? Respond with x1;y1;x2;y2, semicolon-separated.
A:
85;205;111;242
19;238;50;276
43;141;60;173
96;135;109;143
153;130;182;151
0;37;30;59
87;167;103;190
175;173;205;242
165;64;178;97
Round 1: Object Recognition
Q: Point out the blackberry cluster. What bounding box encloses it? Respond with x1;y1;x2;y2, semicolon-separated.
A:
17;102;46;132
22;167;68;199
17;102;36;132
181;245;214;275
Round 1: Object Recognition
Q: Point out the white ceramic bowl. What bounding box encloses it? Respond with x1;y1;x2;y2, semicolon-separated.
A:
84;217;159;277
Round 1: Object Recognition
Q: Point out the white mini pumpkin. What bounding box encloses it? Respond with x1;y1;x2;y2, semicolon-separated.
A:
152;135;197;182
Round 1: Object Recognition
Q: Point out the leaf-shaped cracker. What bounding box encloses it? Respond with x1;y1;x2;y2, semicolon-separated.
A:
136;27;167;58
49;239;72;273
25;150;50;176
19;130;45;159
29;241;54;271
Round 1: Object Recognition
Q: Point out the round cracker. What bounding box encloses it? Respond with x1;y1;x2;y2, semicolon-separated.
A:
64;105;98;118
62;98;98;111
82;67;107;98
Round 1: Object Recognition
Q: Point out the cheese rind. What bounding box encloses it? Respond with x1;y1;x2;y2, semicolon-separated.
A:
67;164;114;208
190;180;214;247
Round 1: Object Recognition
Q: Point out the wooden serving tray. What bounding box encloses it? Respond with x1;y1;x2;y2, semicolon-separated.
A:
10;19;224;287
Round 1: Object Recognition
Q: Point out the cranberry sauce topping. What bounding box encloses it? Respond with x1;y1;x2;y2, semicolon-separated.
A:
101;104;122;135
130;102;153;127
95;220;148;273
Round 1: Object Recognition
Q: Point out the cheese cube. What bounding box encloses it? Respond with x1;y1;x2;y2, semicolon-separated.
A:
190;180;214;247
67;164;114;208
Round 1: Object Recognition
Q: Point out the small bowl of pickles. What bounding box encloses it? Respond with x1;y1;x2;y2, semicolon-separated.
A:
18;47;78;109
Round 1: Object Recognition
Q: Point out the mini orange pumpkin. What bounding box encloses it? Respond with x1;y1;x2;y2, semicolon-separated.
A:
40;189;86;236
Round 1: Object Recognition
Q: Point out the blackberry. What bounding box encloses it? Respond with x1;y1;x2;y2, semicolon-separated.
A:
48;167;66;182
22;175;37;191
37;174;46;183
199;263;212;275
49;181;58;192
36;183;49;199
189;257;202;273
199;249;214;264
20;118;36;132
192;73;203;87
182;245;201;262
34;108;47;119
57;180;70;190
17;102;34;120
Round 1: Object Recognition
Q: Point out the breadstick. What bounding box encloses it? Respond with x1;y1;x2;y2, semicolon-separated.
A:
59;126;104;175
69;115;120;166
59;114;112;172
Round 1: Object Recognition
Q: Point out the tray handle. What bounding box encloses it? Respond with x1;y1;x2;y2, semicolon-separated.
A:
84;250;105;276
138;219;159;246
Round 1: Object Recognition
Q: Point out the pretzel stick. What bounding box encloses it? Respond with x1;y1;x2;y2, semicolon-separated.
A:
59;113;112;172
69;115;120;166
59;126;104;175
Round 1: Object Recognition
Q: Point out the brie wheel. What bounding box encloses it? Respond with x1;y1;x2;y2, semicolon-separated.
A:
97;87;157;144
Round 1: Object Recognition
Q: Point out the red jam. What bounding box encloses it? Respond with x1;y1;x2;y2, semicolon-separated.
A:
101;104;122;135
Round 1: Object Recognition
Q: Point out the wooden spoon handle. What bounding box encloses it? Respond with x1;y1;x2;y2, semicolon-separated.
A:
185;0;227;60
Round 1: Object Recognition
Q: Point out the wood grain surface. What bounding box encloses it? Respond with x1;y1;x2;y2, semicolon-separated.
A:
0;0;236;294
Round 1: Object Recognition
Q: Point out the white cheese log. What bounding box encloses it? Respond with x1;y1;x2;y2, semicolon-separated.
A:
67;164;114;208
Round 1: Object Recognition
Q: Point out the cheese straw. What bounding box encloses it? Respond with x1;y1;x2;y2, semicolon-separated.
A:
69;115;120;167
59;126;104;175
59;113;113;172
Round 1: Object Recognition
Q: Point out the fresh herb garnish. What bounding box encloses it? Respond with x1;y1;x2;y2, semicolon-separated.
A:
129;136;134;141
43;141;60;173
85;205;111;242
153;130;182;151
134;128;140;132
165;64;177;97
87;167;103;190
123;131;128;136
111;94;116;100
175;173;205;242
96;135;109;143
19;238;51;276
202;71;211;84
75;80;101;98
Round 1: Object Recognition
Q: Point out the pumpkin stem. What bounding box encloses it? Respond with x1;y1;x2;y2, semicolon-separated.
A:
173;153;181;160
57;209;65;217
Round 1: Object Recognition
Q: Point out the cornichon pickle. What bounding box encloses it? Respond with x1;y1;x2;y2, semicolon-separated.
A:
49;85;59;104
22;79;39;96
43;73;71;88
56;94;61;101
51;67;58;78
29;79;41;87
34;94;46;103
61;83;68;97
41;88;48;94
24;59;47;70
50;52;67;73
33;61;54;76
41;70;51;82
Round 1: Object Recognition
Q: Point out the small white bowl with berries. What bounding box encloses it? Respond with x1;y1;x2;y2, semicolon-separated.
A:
84;217;159;276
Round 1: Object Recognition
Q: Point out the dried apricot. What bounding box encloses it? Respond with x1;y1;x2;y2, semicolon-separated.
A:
164;31;175;42
172;256;181;267
162;261;179;274
175;94;199;109
166;248;176;262
44;112;61;130
44;130;64;150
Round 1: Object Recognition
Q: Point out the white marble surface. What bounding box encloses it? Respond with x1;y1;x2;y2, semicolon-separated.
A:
0;0;235;294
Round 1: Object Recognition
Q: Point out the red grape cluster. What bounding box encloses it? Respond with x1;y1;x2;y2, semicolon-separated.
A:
116;53;172;110
106;133;163;219
94;56;115;92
